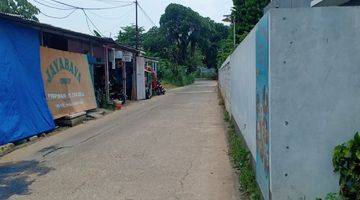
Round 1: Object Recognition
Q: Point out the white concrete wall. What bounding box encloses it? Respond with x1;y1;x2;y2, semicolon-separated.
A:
219;6;360;200
230;29;257;159
269;7;360;199
218;30;257;160
218;56;231;112
136;56;145;100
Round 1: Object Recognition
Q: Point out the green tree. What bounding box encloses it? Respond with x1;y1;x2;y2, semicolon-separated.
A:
217;36;234;67
217;0;269;67
159;4;209;68
0;0;39;21
116;25;145;48
142;26;166;57
233;0;269;39
115;3;228;83
130;4;228;71
199;18;228;68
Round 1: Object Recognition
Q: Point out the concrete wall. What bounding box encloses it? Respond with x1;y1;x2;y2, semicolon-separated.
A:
219;6;360;200
136;56;145;100
264;0;311;12
268;7;360;199
265;0;360;11
218;56;231;112
311;0;357;6
218;28;257;160
230;29;257;159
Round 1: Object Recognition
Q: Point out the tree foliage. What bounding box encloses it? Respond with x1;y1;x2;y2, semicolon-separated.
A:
159;4;208;67
232;0;269;37
115;4;228;72
156;4;228;70
217;0;269;67
116;1;270;73
142;26;166;57
217;36;234;67
0;0;39;21
116;25;145;48
199;18;228;68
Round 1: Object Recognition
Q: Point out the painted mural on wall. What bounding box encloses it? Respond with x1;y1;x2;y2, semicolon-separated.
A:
256;13;270;200
40;47;97;119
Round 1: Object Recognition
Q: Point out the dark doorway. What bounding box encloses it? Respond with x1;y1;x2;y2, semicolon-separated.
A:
125;61;133;100
42;32;68;51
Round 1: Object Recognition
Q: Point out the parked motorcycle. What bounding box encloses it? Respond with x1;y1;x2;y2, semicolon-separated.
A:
154;81;166;95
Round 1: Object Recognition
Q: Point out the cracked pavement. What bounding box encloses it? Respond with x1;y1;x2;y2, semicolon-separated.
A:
0;80;241;200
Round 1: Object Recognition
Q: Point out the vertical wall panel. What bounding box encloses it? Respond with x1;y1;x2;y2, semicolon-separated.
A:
269;7;360;199
255;13;270;200
218;56;231;112
230;29;257;160
219;7;360;199
136;56;145;100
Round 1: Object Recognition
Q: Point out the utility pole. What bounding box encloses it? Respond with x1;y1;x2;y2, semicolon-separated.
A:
133;0;139;100
135;0;139;50
233;16;236;48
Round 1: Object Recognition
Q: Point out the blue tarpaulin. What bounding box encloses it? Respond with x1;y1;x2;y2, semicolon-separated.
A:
0;19;55;145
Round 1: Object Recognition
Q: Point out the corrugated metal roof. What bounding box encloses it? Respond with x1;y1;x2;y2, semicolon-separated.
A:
0;12;139;53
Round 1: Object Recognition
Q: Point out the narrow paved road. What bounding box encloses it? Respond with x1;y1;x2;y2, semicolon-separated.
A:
0;80;240;200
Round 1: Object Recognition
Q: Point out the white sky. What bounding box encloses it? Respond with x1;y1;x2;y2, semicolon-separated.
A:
28;0;234;38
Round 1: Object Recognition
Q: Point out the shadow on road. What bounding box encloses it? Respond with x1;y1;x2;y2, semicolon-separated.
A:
0;160;54;199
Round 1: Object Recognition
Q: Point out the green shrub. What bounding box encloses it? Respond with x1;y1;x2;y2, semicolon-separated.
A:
157;60;195;87
224;111;262;200
223;111;230;122
95;89;115;110
332;132;360;199
316;192;343;200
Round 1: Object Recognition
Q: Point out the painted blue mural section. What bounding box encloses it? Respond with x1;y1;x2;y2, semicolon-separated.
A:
256;14;270;200
0;19;55;145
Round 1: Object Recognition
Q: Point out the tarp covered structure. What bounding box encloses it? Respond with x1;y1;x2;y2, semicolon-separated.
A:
0;19;55;145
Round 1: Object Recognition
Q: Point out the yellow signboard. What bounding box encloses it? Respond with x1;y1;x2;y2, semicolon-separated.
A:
40;47;97;119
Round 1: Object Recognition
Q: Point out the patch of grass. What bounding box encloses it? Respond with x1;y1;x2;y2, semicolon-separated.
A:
217;88;225;106
224;111;262;200
162;81;178;90
102;103;115;111
224;110;230;122
157;61;195;87
163;71;195;87
316;193;343;200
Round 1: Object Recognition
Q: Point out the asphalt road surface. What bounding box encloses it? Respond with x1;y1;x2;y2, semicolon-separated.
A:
0;80;241;200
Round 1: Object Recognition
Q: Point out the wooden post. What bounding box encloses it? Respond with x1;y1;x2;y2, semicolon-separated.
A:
122;61;127;100
132;55;137;100
104;46;110;103
40;31;44;46
90;42;94;56
89;42;95;85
